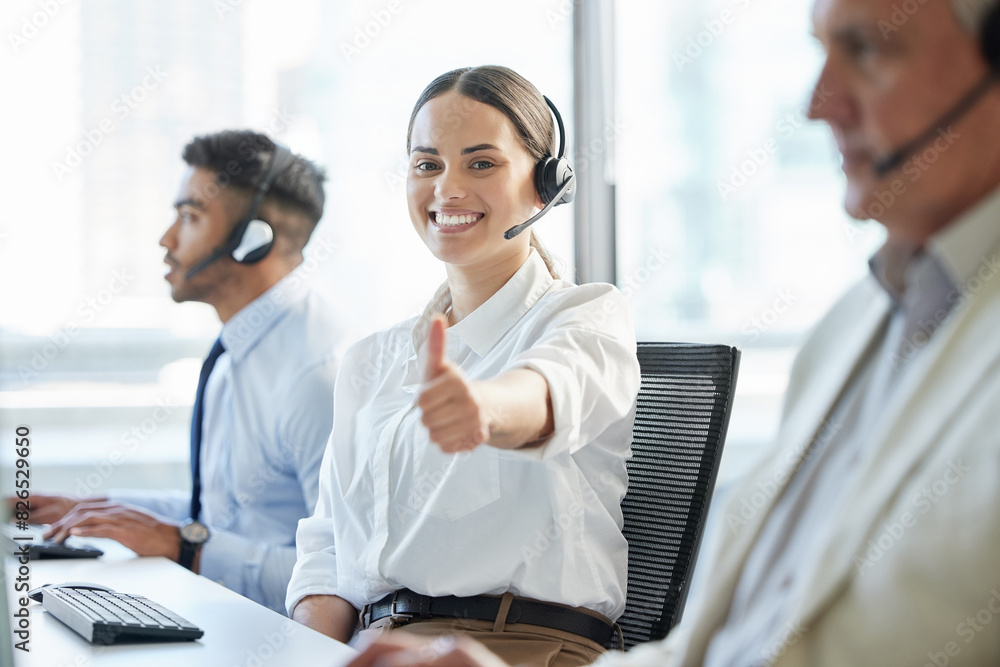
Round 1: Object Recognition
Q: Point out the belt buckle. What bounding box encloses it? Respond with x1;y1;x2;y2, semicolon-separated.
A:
389;591;416;625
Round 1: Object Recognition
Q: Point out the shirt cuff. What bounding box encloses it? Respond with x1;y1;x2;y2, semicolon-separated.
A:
285;551;342;616
504;357;582;461
106;489;189;522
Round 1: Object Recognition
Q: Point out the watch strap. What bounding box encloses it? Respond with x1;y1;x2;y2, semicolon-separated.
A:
178;536;199;570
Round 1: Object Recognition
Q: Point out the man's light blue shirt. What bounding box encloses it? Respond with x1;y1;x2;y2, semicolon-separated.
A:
112;268;348;613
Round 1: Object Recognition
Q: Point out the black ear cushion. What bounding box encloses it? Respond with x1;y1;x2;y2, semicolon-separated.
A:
238;239;274;264
983;3;1000;72
534;157;576;206
534;157;557;204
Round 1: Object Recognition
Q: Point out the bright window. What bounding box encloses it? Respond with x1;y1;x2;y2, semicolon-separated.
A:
0;0;574;492
615;0;885;481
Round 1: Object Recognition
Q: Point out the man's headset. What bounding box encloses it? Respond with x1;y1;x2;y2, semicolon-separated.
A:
503;96;576;240
874;0;1000;176
984;0;1000;67
185;143;295;279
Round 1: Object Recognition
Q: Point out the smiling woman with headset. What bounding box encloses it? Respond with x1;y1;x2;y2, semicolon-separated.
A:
285;65;640;666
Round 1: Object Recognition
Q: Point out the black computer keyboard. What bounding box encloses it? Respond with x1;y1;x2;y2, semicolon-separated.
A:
30;584;204;644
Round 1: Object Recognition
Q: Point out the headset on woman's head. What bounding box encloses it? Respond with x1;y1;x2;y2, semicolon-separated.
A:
504;96;576;240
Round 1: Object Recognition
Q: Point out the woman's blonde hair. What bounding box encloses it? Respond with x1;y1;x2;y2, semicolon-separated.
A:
407;65;565;279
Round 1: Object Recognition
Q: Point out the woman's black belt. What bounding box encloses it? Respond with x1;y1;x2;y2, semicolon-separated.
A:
360;589;616;646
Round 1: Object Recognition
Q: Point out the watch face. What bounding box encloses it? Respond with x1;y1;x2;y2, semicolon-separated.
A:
180;521;210;543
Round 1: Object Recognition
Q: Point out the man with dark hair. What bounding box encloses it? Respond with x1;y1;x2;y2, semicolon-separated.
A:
34;130;349;614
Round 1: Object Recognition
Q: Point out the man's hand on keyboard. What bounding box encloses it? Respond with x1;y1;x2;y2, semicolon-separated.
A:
43;502;182;561
7;493;98;525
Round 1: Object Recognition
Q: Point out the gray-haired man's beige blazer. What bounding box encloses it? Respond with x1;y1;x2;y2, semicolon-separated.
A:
603;232;1000;666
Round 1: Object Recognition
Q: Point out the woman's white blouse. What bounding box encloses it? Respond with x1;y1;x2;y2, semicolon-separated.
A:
286;250;641;620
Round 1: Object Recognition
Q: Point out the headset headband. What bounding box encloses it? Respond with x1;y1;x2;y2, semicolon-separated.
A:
228;143;293;249
545;95;567;160
183;142;293;279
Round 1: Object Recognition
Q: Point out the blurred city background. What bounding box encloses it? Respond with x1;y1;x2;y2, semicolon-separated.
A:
0;0;883;506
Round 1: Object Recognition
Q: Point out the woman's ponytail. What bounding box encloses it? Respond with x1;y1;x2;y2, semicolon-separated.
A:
530;232;563;280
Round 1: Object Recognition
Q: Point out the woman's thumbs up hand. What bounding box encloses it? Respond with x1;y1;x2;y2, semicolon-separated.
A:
419;314;491;453
423;314;448;383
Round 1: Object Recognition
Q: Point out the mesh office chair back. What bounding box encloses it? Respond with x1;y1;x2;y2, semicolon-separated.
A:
616;342;740;650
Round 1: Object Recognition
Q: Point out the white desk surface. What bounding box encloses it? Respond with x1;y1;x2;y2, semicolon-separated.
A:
10;553;356;667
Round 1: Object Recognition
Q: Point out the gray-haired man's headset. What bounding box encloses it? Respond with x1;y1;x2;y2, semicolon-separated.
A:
504;96;576;240
185;143;295;279
873;0;1000;176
